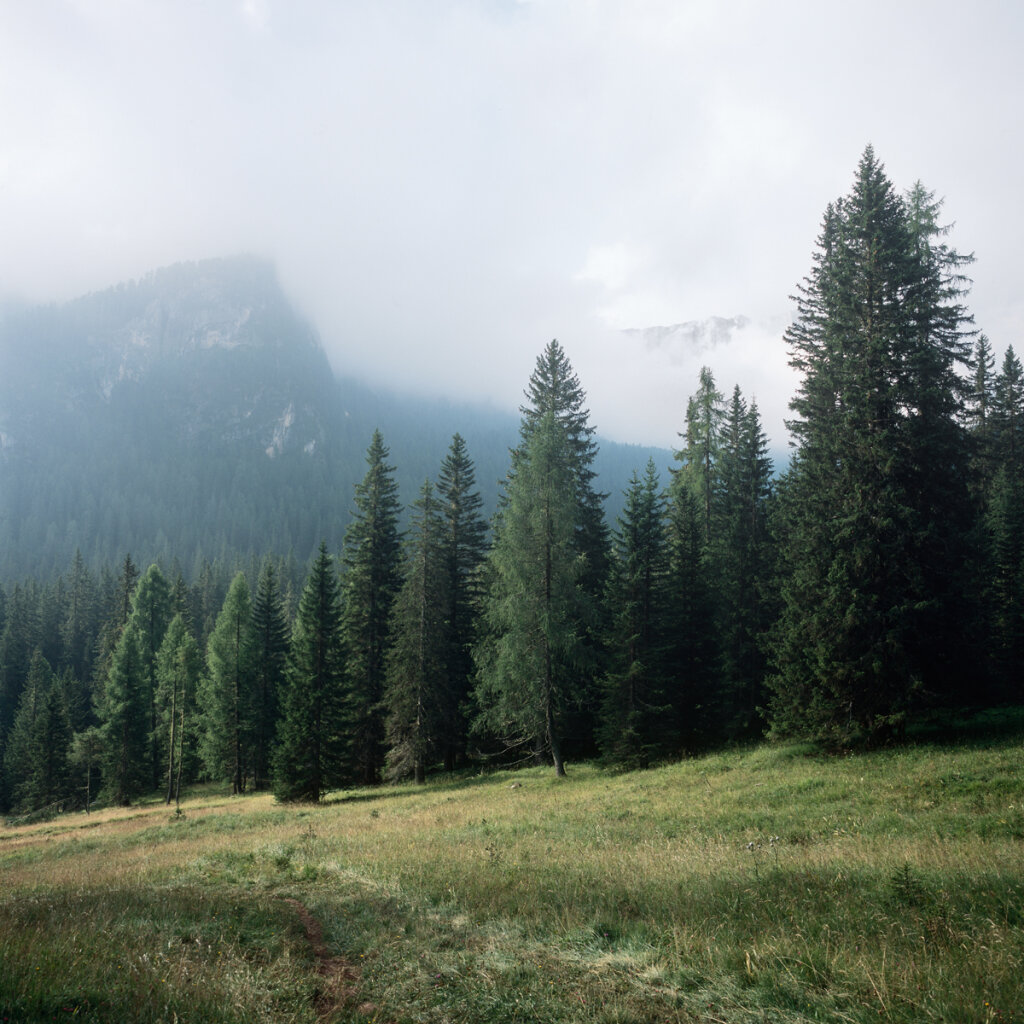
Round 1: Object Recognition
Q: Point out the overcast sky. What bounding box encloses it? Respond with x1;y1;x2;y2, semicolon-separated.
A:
2;1;1021;450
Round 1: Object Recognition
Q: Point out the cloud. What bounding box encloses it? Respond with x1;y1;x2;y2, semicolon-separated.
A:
1;0;1021;451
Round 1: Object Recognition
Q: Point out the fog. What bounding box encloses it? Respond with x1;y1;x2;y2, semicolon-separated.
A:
2;0;1021;448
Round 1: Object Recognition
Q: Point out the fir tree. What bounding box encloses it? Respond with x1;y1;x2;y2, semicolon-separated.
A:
341;431;403;785
383;481;450;782
251;561;290;790
767;148;976;743
274;543;347;802
599;460;673;767
436;433;487;769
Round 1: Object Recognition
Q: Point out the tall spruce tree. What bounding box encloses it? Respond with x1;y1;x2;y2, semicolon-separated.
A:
341;431;403;785
474;412;593;776
274;543;347;802
436;433;487;769
599;460;673;766
383;481;450;783
251;561;290;790
767;147;976;743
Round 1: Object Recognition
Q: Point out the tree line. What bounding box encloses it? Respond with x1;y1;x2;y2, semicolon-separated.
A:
1;147;1022;812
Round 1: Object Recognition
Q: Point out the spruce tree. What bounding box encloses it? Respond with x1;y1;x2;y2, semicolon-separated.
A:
436;433;487;769
251;561;290;790
383;481;450;783
341;431;403;785
767;147;976;743
274;543;347;802
599;460;673;767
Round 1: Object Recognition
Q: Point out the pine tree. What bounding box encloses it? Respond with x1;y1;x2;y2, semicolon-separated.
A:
599;460;673;766
341;431;403;785
2;651;56;813
767;148;976;743
677;366;725;546
474;412;593;776
199;572;256;793
251;561;290;790
435;433;487;769
274;543;347;802
383;481;450;782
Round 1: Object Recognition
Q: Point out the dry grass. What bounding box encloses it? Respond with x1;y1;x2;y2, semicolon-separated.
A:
2;723;1023;1022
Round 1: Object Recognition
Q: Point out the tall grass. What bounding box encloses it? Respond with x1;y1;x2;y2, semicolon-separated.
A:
2;727;1022;1022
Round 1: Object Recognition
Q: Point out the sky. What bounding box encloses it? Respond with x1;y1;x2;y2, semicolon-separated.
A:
2;0;1022;451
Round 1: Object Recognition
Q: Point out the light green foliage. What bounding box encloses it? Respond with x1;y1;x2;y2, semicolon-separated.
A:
475;412;592;776
155;613;202;804
200;574;257;793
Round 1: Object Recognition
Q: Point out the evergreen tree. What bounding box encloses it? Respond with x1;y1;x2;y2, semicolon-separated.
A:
599;460;673;767
155;614;202;804
712;390;774;734
474;412;593;776
341;431;403;785
199;572;256;793
509;341;609;754
436;433;487;769
2;651;56;813
251;560;290;790
767;148;976;743
677;366;725;546
664;476;718;746
384;481;450;782
128;564;173;790
25;681;73;813
274;543;347;802
97;621;149;805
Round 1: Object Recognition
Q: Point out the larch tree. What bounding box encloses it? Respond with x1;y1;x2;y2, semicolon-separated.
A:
199;572;257;794
155;613;201;805
474;411;593;776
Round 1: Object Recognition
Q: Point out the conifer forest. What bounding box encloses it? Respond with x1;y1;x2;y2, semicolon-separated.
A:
2;148;1022;815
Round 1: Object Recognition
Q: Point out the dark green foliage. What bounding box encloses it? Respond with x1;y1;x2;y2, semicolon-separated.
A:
599;460;674;767
767;148;976;744
341;431;403;785
274;543;347;802
251;561;290;790
384;481;451;782
436;433;488;769
474;412;594;776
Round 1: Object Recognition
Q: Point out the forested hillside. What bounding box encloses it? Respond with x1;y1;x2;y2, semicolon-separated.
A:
0;256;669;579
1;150;1022;819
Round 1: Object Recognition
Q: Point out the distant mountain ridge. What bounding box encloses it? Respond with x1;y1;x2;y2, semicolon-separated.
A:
0;256;671;579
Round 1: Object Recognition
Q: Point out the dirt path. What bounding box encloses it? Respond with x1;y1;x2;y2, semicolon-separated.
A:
283;897;377;1021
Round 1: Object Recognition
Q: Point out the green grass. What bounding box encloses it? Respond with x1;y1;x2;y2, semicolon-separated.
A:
2;727;1023;1022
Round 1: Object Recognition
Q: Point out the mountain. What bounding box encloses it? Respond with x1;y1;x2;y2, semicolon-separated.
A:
0;257;671;580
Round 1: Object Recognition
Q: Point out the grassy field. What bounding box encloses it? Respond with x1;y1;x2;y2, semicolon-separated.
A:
2;717;1023;1023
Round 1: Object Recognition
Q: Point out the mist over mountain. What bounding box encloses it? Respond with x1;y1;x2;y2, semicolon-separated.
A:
0;257;671;579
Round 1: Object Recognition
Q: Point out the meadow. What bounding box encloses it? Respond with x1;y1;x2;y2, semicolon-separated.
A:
2;716;1022;1023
